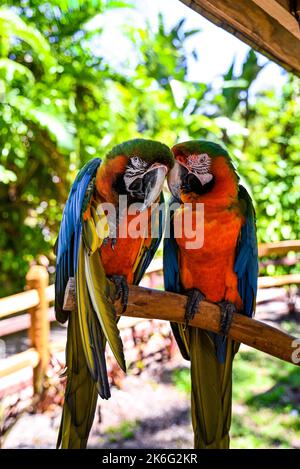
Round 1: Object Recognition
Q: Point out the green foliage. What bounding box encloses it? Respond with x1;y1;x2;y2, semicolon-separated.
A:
231;343;300;449
172;367;191;394
220;49;264;117
106;420;137;443
239;78;300;246
0;1;299;296
172;333;300;449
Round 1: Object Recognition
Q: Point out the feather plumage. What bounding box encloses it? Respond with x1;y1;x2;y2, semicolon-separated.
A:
55;158;101;323
84;247;125;372
163;141;258;449
55;158;125;448
56;144;169;448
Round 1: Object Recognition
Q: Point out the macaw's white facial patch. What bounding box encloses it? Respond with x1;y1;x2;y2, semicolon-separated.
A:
187;153;211;172
124;156;148;193
187;153;213;186
130;156;148;170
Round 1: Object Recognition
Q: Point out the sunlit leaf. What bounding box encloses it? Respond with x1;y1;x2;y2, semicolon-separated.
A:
0;165;17;184
7;94;75;150
0;7;56;70
0;58;35;83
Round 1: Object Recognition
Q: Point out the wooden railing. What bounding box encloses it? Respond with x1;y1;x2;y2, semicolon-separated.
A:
258;240;300;289
0;241;299;400
258;240;300;257
0;266;53;396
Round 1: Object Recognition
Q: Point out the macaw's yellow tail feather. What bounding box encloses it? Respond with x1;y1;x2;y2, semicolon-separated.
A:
57;238;126;449
189;328;235;449
84;248;126;372
82;217;101;254
77;241;111;398
57;312;98;449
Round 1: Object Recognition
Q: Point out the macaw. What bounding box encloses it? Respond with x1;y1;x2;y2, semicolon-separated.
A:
55;138;174;448
163;140;258;449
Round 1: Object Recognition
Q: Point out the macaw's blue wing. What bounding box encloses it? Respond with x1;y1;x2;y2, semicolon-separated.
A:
56;157;126;448
133;192;166;285
163;200;180;293
235;185;258;318
163;201;190;360
55;158;101;323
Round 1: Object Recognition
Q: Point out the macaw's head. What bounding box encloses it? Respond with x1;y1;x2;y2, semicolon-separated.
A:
168;140;239;204
96;138;174;210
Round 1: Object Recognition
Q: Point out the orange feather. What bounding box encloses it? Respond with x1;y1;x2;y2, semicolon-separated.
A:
96;155;128;204
95;154;155;284
100;210;152;284
176;156;244;309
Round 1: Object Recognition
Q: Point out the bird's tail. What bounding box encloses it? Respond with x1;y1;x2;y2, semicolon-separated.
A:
171;323;236;449
190;328;236;449
57;237;125;448
56;312;99;449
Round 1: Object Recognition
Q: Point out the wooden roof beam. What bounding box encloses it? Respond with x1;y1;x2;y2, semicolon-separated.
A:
180;0;300;76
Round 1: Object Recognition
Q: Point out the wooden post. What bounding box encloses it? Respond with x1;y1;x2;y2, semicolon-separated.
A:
26;265;50;395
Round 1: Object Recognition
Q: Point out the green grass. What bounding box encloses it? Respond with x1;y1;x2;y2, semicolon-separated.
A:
172;367;191;394
231;347;300;448
105;421;138;443
171;336;300;449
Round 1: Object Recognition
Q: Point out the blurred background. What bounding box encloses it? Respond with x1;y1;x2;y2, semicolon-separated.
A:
0;0;299;449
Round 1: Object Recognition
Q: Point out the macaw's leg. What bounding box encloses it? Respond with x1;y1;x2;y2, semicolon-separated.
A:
218;301;237;336
109;275;129;312
184;288;205;328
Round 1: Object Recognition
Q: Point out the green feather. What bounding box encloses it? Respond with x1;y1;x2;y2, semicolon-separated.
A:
172;139;238;180
106;138;174;168
189;329;236;449
57;236;124;449
57;307;98;449
172;140;230;159
76;239;111;397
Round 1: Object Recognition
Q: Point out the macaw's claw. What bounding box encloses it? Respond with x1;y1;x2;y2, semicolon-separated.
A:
102;237;117;249
102;236;110;247
218;300;237;336
184;288;205;330
109;275;129;313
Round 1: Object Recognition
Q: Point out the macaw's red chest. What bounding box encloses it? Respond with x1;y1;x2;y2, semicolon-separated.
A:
99;211;151;285
175;205;244;307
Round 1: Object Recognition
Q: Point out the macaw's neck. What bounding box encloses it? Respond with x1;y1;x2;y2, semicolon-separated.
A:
95;155;128;205
181;156;239;209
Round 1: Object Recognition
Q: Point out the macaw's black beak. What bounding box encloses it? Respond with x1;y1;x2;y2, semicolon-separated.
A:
139;164;168;211
167;161;182;201
168;161;214;200
182;172;215;195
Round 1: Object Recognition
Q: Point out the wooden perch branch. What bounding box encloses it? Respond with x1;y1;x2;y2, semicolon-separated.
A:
64;279;300;366
118;286;300;365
